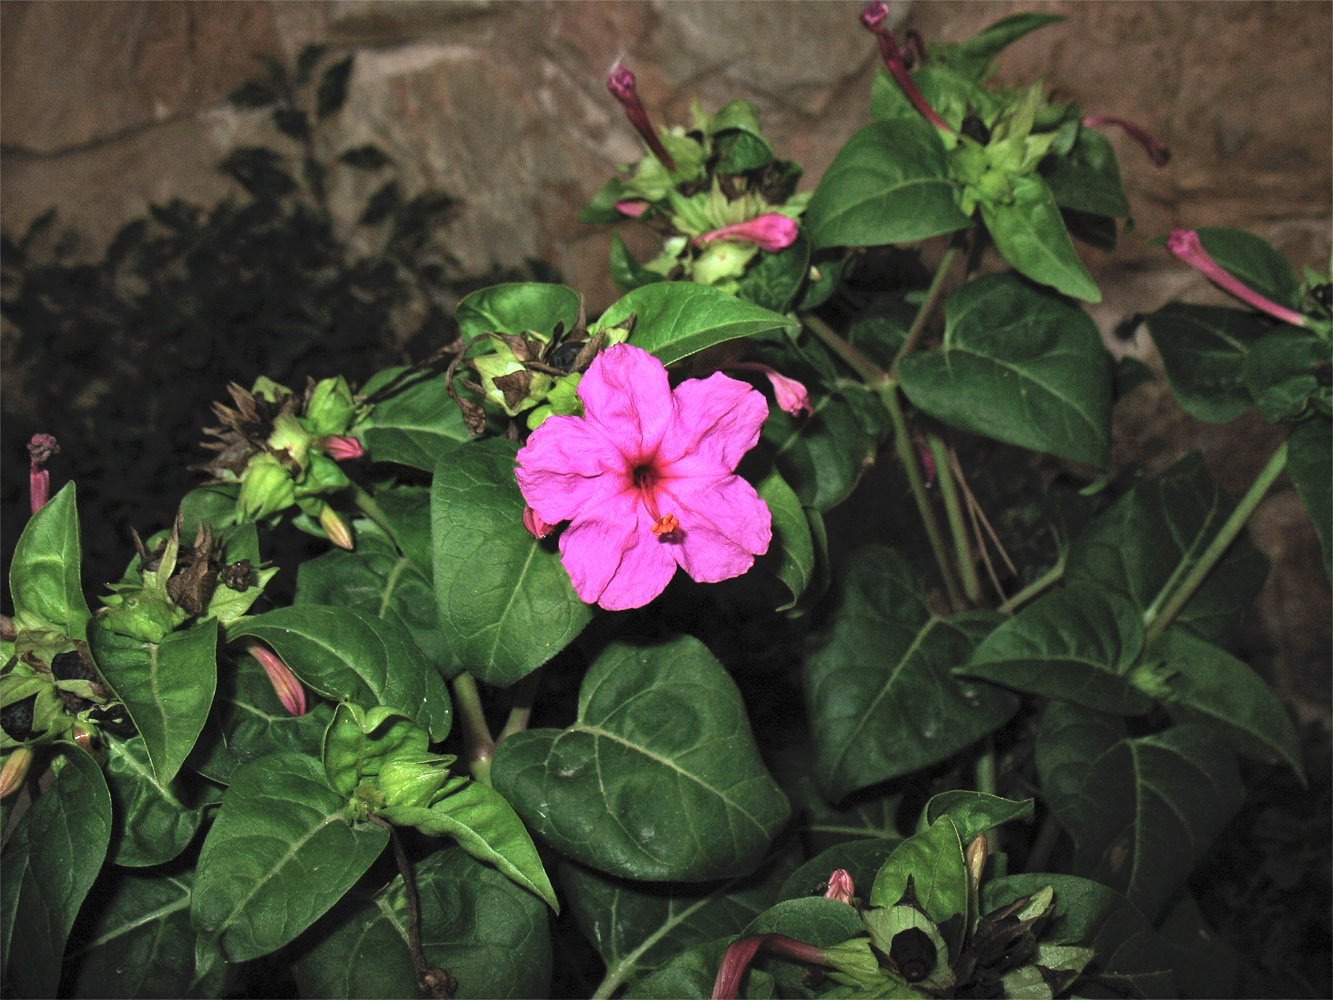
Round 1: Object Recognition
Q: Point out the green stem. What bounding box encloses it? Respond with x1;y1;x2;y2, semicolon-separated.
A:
349;481;396;539
975;740;996;796
800;312;887;384
1027;811;1063;873
450;673;496;785
929;434;981;605
1144;440;1288;641
997;557;1066;615
890;245;960;377
497;667;543;744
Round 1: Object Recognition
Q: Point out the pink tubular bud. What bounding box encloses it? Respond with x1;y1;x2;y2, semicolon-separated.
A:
823;869;856;904
724;362;812;417
321;435;365;461
860;3;951;131
695;214;800;254
1082;115;1171;167
1167;229;1308;327
614;199;651;218
522;505;556;540
27;433;59;515
248;642;307;716
607;62;677;172
711;934;830;1000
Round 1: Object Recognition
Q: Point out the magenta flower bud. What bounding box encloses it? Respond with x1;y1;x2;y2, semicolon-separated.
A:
607;62;677;172
860;3;951;132
1167;229;1308;327
1082;115;1171;167
723;362;812;417
247;642;307;716
321;434;365;461
823;869;856;904
614;199;650;218
522;505;555;540
711;934;830;1000
695;214;800;254
27;433;58;515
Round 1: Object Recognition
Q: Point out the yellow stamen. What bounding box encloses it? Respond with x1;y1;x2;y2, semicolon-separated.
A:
651;513;679;537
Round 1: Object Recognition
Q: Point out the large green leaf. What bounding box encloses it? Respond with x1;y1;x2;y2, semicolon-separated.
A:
431;438;592;686
754;465;815;612
88;616;218;786
983;872;1174;998
230;605;451;741
959;585;1152;715
191;752;389;962
1042;126;1131;220
1154;628;1304;778
1242;327;1330;422
1035;703;1244;919
591;282;793;366
933;13;1066;78
980;174;1101;302
291;847;552;1000
492;635;791;881
104;735;202;867
1;746;112;999
380;779;558;912
357;367;471;472
868;817;968;934
915;791;1035;846
455;282;581;342
8;482;90;638
63;871;201;1000
1143;304;1268;422
763;388;883;512
1065;452;1269;646
803;546;1019;801
1194;228;1303;308
805;120;971;250
1288;416;1332;578
897;273;1112;467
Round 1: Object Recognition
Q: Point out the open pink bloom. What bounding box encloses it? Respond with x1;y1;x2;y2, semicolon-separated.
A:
516;343;772;610
694;214;800;254
248;642;307;716
1082;115;1171;166
1167;229;1308;327
722;362;812;417
861;1;952;132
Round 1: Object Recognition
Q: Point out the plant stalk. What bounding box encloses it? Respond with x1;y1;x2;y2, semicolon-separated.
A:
371;816;456;1000
890;244;960;377
929;433;982;605
450;673;496;784
800;312;887;384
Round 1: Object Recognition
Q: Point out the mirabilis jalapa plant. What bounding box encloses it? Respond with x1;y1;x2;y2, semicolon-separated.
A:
2;5;1329;999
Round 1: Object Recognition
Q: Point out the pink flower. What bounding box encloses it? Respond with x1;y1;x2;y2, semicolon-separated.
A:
1082;115;1171;167
516;343;772;610
522;505;555;540
1167;229;1308;327
321;434;365;461
247;642;307;716
712;935;829;1000
607;62;678;172
860;2;952;132
614;199;651;218
823;869;856;904
27;433;58;515
694;214;801;254
721;362;812;417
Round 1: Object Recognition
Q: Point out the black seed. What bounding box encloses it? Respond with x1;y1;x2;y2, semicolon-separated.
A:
1;694;38;741
889;927;937;983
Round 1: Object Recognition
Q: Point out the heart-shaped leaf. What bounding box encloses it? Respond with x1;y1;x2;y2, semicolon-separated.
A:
897;273;1112;467
431;438;593;686
754;465;815;612
592;282;793;366
492;635;791;881
1287;416;1332;578
455;282;581;342
230;605;451;741
357;367;470;472
980;174;1101;302
104;734;203;867
803;545;1019;801
869;816;968;932
1144;304;1268;423
192;752;389;962
1036;703;1244;920
1043;127;1131;219
916;791;1035;846
9;482;90;638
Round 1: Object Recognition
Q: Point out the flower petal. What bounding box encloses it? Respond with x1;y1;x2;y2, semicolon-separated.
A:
659;372;769;477
579;344;675;460
558;495;678;609
516;413;629;524
662;474;771;583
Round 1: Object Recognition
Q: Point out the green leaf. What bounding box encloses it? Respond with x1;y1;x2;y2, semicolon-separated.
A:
1288;416;1332;578
916;791;1035;846
229;605;451;741
609;232;668;294
432;438;592;685
1195;227;1303;308
869;817;968;933
64;871;202;1000
980;174;1101;302
742;897;866;995
562;855;792;990
592;282;794;366
104;734;203;867
622;938;767;1000
763;388;882;512
982;872;1174;998
9;482;90;637
806;120;971;250
1042;126;1131;219
803;546;1019;801
358;367;471;472
380;779;558;912
316;55;353;118
1242;327;1329;422
291;847;552;1000
755;466;815;612
88;616;218;786
897;273;1112;467
192;752;389;962
1;746;112;999
776;838;899;903
1066;452;1269;646
1036;703;1244;919
935;13;1065;78
1154;628;1304;779
1156;893;1239;999
736;236;811;313
708;100;775;173
959;585;1153;714
1143;303;1268;422
455;282;581;342
492;635;791;881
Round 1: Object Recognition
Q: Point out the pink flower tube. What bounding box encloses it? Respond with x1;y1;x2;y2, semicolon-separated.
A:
711;934;830;1000
1167;229;1308;327
27;433;58;515
860;2;951;132
607;63;677;171
695;214;800;254
247;642;307;716
721;362;813;417
516;344;771;610
1082;115;1171;167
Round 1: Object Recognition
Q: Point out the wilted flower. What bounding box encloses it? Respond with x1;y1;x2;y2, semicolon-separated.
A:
1082;114;1171;166
695;214;800;254
516;344;771;610
607;62;677;171
522;505;556;540
27;434;58;515
1167;229;1309;327
247;642;306;716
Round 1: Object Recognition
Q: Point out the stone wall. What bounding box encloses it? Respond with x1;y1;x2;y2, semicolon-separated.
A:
3;0;1329;713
